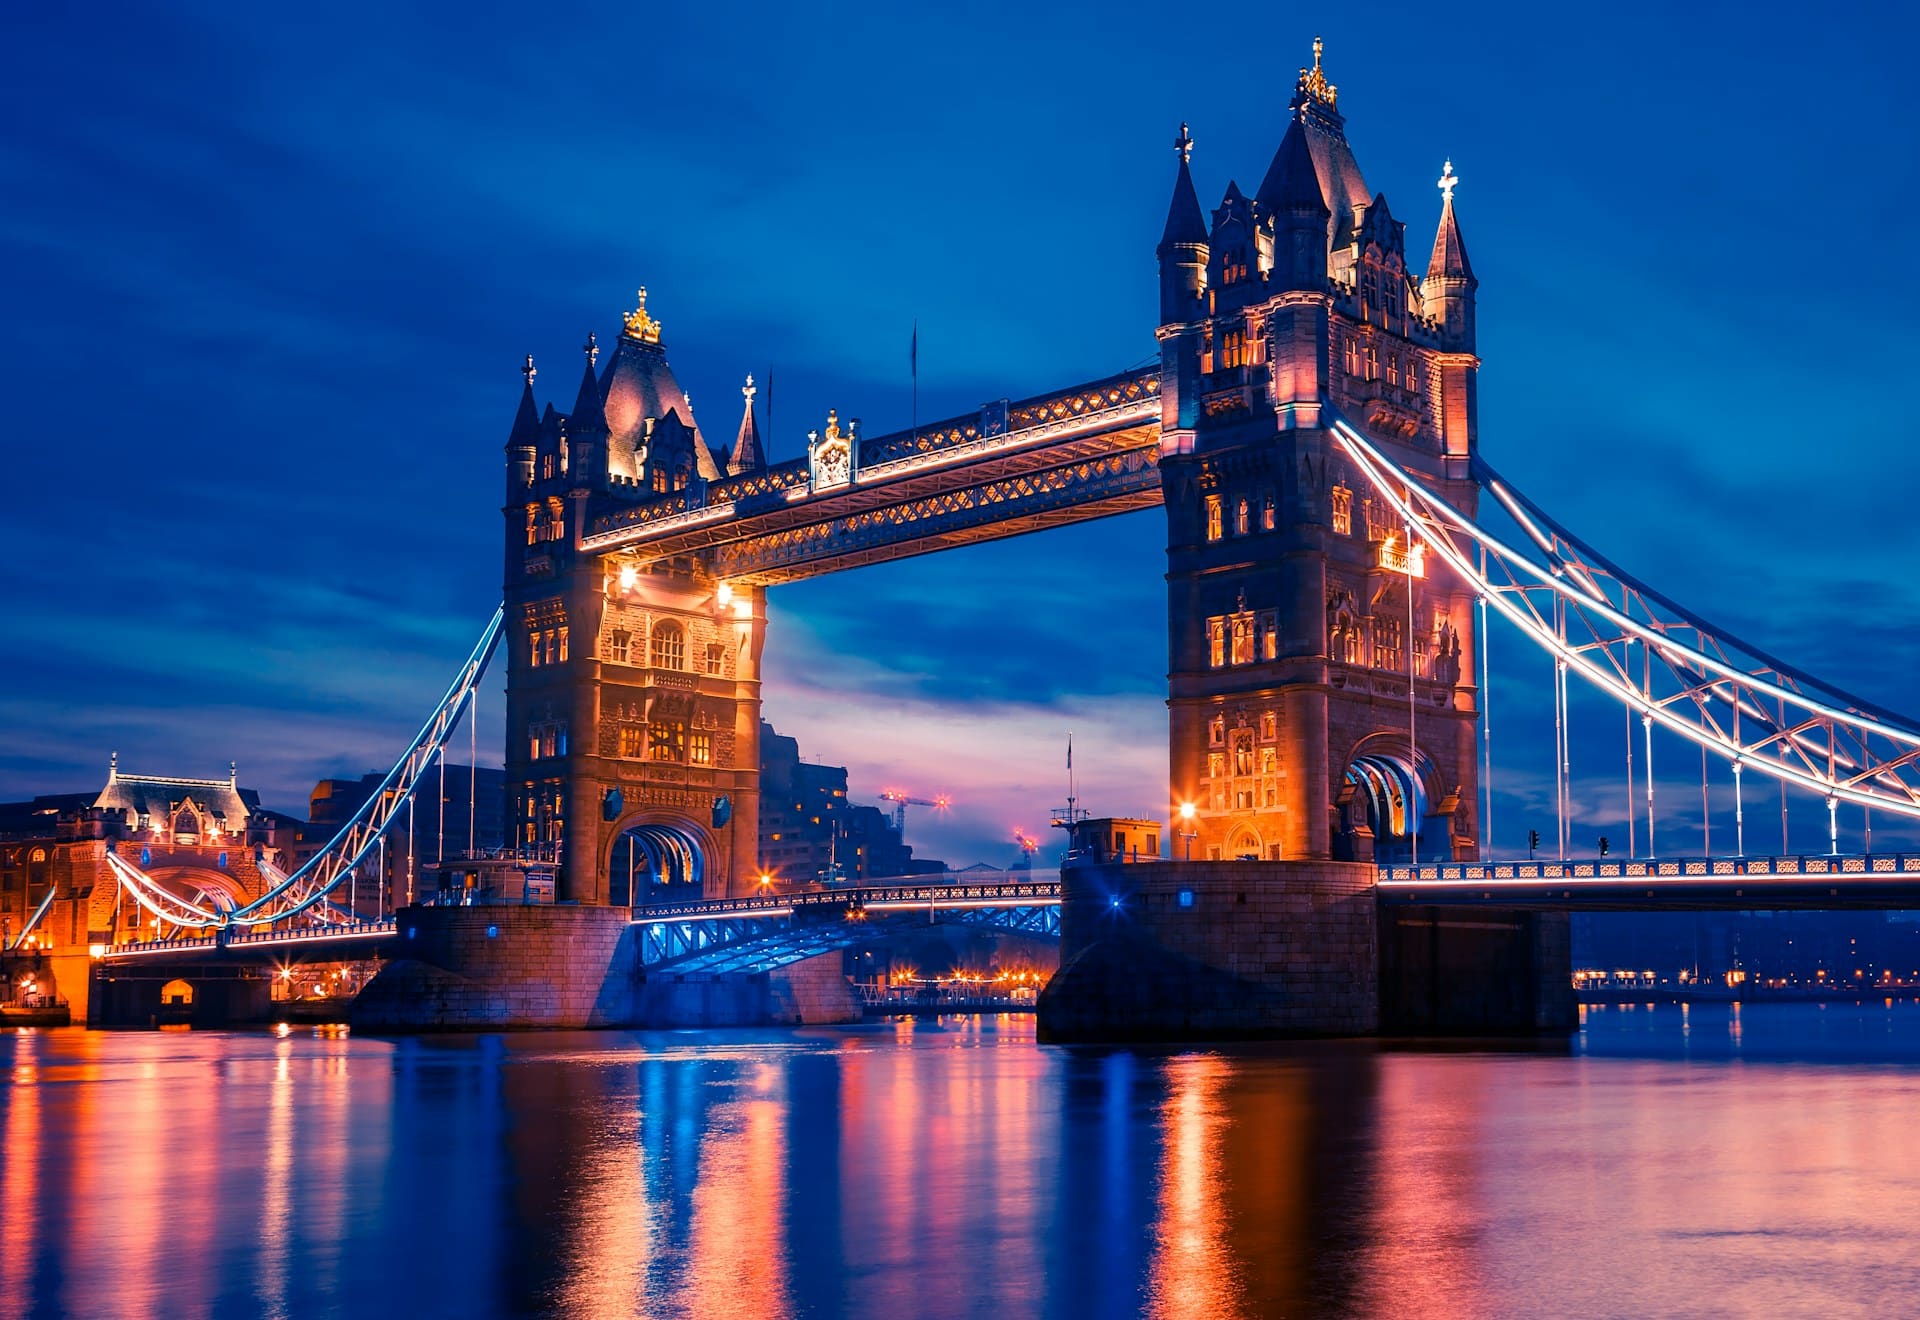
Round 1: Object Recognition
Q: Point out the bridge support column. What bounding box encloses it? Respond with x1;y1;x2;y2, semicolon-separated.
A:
1377;906;1575;1035
1037;860;1379;1042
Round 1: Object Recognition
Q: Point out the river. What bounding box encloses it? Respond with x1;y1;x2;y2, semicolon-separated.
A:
3;1003;1919;1318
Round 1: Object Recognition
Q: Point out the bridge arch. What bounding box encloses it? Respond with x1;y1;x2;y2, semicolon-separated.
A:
606;813;714;905
146;866;251;911
1337;734;1444;865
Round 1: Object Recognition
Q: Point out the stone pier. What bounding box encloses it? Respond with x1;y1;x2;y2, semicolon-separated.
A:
1037;860;1380;1041
349;904;857;1032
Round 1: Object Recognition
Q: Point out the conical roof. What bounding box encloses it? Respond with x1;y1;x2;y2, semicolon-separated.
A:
1254;113;1330;220
1426;165;1475;283
728;376;767;475
1158;124;1207;253
507;357;541;448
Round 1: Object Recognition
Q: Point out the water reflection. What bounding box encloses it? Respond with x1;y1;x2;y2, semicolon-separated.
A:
3;1007;1920;1317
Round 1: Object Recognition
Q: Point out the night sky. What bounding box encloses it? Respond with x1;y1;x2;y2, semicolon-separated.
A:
5;4;1917;867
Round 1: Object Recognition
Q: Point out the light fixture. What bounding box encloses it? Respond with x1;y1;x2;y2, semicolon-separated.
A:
715;582;733;607
618;563;638;591
1179;802;1196;820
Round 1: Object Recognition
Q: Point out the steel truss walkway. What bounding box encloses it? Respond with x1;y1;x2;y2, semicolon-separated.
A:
1379;852;1920;909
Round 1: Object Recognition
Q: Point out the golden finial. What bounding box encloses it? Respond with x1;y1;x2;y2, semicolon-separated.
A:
1298;35;1337;108
824;408;842;442
623;286;662;343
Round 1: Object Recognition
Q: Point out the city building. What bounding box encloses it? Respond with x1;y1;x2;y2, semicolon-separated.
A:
756;721;935;885
291;765;507;916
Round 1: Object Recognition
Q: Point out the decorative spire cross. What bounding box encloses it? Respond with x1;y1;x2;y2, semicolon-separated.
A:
1175;122;1193;165
1438;159;1459;204
582;331;598;368
1298;34;1337;107
522;353;537;388
742;374;756;406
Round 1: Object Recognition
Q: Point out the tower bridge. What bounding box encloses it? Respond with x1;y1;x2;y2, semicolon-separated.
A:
57;37;1920;1037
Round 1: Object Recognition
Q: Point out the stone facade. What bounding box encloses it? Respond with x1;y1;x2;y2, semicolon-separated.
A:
1157;41;1482;867
1038;859;1380;1041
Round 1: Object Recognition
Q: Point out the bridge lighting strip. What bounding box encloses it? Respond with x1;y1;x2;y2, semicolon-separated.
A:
226;608;504;927
9;886;58;949
1329;420;1920;819
860;899;1062;911
636;907;795;926
103;924;398;959
104;851;225;928
1376;873;1906;890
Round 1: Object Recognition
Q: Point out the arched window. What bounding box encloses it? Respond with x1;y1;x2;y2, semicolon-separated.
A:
651;621;685;670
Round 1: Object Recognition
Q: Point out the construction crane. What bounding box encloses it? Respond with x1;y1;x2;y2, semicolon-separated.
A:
878;790;950;844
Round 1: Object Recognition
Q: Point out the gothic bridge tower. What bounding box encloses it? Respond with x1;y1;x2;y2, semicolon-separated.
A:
503;294;768;903
1157;39;1482;864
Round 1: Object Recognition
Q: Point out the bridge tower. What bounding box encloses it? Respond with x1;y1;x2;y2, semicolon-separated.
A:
1157;39;1483;864
503;297;767;903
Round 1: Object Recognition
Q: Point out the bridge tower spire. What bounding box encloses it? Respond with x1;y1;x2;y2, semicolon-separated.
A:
1158;122;1208;325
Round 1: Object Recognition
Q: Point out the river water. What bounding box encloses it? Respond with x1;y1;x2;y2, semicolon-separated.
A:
4;1003;1919;1318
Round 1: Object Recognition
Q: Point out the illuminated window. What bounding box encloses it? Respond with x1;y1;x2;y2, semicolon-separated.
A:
618;726;644;758
1344;337;1359;376
609;629;631;663
651;621;685;670
1221;253;1248;286
546;501;564;540
527;630;542;667
525;506;538;545
653;468;668;494
542;453;555;480
1207;618;1225;668
1261;746;1278;775
1258;610;1278;661
543;631;558;666
1261;494;1275;531
557;627;568;663
1208;752;1225;780
1232;733;1254;777
1365;344;1379;381
1231;615;1254;665
648;720;686;762
1260;711;1277;741
1387;353;1399;388
1220;329;1245;368
1208;716;1225;747
689;732;712;766
1374;616;1404;671
1331;484;1352;535
705;643;724;676
1406;357;1420;395
1205;496;1222;543
1235;498;1249;536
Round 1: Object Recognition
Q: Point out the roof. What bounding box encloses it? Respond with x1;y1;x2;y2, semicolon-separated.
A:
601;333;703;483
0;793;94;839
1159;147;1207;252
1426;194;1475;283
728;378;767;474
1254;113;1331;220
96;770;252;829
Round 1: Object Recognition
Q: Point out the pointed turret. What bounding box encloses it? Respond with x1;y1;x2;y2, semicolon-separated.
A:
1157;123;1209;325
1421;161;1477;351
1257;111;1331;290
566;332;609;489
507;354;540;493
727;375;767;475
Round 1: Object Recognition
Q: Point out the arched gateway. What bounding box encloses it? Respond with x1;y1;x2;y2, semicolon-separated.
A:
499;41;1479;902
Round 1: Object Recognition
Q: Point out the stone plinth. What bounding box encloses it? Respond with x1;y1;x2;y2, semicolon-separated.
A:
1037;859;1380;1042
350;904;856;1032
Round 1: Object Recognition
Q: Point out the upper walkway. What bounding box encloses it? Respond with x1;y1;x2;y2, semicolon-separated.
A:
1378;852;1920;909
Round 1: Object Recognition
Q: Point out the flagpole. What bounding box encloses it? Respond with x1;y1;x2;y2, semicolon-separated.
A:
910;320;918;440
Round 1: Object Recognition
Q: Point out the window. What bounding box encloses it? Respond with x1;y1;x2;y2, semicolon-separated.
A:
1261;746;1279;775
1260;711;1277;742
1205;496;1222;543
1365;344;1379;381
1232;735;1255;777
1235;498;1250;536
529;721;566;759
1220;329;1245;368
1208;716;1225;747
525;507;538;546
609;629;631;663
648;719;686;762
651;621;685;670
618;726;644;758
542;453;555;480
1344;337;1359;376
1258;610;1278;661
527;629;542;667
653;468;668;494
1261;494;1275;531
557;627;568;663
1231;615;1254;666
1207;618;1225;668
704;643;724;676
1331;484;1352;535
546;502;564;540
1374;617;1404;671
1406;357;1421;395
689;731;712;766
1221;253;1248;286
1208;752;1225;780
1387;353;1399;388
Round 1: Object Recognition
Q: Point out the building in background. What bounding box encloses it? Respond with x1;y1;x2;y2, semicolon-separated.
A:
292;765;506;916
756;721;940;885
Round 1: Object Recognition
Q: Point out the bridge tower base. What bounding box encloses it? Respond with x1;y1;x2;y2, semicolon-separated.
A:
1037;862;1575;1042
349;905;856;1031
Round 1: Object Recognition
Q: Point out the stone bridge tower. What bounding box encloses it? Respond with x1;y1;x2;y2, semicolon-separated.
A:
503;296;767;903
1156;39;1482;864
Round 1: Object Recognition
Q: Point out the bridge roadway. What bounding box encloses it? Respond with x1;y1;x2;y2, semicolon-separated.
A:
94;854;1920;973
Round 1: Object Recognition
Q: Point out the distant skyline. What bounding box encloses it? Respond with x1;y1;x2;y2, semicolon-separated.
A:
5;5;1918;866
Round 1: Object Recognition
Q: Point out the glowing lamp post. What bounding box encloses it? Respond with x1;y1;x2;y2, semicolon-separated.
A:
1178;802;1197;861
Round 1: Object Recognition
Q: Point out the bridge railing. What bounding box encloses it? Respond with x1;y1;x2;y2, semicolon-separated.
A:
636;876;1063;924
1379;853;1920;885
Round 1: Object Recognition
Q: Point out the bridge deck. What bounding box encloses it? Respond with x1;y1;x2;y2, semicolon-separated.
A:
1379;853;1920;910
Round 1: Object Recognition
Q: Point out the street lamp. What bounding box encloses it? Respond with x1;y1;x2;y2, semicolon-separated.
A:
1178;802;1197;861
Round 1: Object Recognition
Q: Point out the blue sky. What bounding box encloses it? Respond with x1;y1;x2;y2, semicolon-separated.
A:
3;3;1917;866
